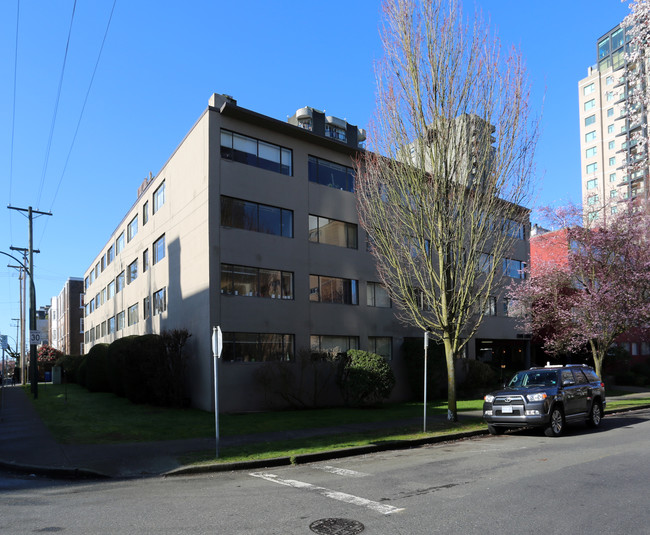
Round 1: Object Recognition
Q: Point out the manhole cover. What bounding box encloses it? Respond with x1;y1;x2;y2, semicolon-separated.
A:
309;518;364;535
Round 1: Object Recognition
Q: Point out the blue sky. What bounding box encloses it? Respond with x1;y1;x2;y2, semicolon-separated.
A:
0;0;632;347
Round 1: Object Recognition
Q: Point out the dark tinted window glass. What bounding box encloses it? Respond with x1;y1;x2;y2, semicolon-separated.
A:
258;204;282;235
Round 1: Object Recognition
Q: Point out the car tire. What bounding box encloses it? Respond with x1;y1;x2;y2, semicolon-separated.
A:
488;424;506;435
544;406;565;437
586;401;603;428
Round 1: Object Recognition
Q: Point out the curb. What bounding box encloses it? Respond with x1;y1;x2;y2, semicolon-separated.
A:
0;459;110;480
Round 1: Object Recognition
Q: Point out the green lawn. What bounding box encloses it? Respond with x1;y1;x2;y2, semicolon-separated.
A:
26;384;483;444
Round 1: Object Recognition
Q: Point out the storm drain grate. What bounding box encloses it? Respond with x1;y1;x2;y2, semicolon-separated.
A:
309;518;364;535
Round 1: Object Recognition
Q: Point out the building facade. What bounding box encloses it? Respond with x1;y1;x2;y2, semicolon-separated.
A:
82;94;530;412
49;278;85;356
578;23;648;221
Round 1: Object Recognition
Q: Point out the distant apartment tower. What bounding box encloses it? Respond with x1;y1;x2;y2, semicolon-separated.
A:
578;23;648;221
81;94;531;412
49;278;85;355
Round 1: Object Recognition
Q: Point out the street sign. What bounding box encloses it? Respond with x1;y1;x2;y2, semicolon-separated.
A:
30;330;42;346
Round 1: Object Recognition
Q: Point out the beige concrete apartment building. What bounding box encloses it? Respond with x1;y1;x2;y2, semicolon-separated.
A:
579;24;648;221
82;94;530;412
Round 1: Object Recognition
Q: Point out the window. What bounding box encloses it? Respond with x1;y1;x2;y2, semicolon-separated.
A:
101;288;106;305
95;263;99;278
107;317;115;335
479;252;494;273
586;163;598;174
221;332;295;362
585;131;596;142
608;140;615;150
143;296;151;319
609;157;616;166
308;156;355;192
153;287;166;315
116;271;125;293
503;298;523;317
368;337;392;361
116;232;125;255
153;181;166;214
95;293;100;309
221;264;294;299
587;195;599;205
367;282;391;307
153;235;166;264
503;258;526;279
587;178;598;190
325;124;347;142
143;201;149;225
309;215;357;248
101;256;106;272
84;277;89;290
310;275;358;305
128;304;139;326
143;249;149;272
484;296;497;316
606;91;614;102
116;311;125;331
610;189;618;198
608;125;614;134
583;99;595;111
584;115;595;126
107;280;115;299
127;259;138;284
80;318;84;333
606;76;614;85
221;196;293;238
107;245;114;265
310;335;358;358
220;130;292;175
612;28;624;50
583;83;595;95
127;215;138;242
585;147;597;158
607;108;614;117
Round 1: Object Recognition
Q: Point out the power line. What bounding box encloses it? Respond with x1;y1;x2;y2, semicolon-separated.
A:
35;0;77;208
47;0;117;214
8;0;21;244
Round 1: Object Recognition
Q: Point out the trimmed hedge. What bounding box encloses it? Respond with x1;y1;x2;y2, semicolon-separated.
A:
85;343;111;393
338;349;396;406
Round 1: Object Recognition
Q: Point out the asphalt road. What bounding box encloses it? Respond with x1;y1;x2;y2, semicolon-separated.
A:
2;408;650;534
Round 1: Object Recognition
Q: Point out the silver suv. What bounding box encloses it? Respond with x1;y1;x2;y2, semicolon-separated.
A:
483;364;606;437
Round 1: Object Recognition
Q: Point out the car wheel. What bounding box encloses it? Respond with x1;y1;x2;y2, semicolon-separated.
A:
587;401;603;428
544;406;565;437
488;424;506;435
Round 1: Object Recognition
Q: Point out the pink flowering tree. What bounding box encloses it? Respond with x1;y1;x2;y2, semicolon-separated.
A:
514;203;650;378
37;345;64;374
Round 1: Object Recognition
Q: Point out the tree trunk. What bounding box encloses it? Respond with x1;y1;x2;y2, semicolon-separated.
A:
443;335;457;421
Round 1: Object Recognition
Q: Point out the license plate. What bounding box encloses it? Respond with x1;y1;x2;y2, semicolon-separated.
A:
501;405;513;414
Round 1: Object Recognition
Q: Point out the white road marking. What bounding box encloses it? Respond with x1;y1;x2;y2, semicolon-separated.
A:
249;472;404;515
317;465;369;478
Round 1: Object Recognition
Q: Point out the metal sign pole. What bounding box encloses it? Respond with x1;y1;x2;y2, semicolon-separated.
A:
211;326;223;458
423;331;429;433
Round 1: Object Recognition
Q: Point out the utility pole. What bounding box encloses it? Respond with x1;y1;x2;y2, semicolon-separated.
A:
8;205;52;399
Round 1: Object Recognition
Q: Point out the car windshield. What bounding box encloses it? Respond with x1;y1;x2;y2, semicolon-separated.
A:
507;370;557;388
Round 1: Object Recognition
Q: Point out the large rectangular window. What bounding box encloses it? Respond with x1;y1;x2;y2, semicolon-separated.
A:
107;280;116;299
585;147;597;158
587;178;598;189
127;259;138;284
586;163;598;174
221;264;293;300
127;215;138;242
116;311;125;331
153;181;165;214
107;245;114;265
143;201;149;225
583;83;595;95
583;99;595;111
585;131;596;142
220;130;292;175
310;275;358;305
153;287;166;315
116;232;125;255
310;335;359;358
153;235;166;264
221;332;294;362
116;271;125;293
367;282;391;307
107;317;115;335
221;196;293;238
143;249;149;272
128;303;139;326
584;115;596;126
309;215;357;248
308;156;355;192
503;258;526;279
143;296;151;320
368;336;392;361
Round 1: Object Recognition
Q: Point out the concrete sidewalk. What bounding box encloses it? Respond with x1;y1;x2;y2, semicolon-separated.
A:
0;384;648;480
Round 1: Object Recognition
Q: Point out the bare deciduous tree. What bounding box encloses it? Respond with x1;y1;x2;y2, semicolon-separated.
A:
356;0;537;420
